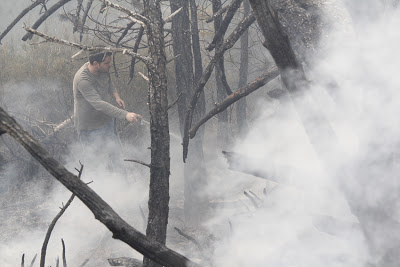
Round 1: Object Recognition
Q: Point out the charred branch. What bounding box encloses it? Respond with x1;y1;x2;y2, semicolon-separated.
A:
205;5;228;23
174;227;203;251
244;191;259;209
22;27;155;71
207;0;243;51
73;0;84;32
183;12;256;161
99;0;150;26
189;67;278;139
0;107;200;267
22;0;73;41
79;0;95;42
0;0;43;44
128;26;145;84
124;159;151;168
29;254;37;267
61;239;67;267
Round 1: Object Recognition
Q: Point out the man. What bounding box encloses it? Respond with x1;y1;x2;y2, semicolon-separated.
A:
73;51;141;166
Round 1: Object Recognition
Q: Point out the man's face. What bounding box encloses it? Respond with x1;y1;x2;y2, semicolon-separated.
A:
96;55;112;73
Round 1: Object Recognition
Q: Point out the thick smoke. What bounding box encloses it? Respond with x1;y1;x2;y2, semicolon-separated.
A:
206;2;400;266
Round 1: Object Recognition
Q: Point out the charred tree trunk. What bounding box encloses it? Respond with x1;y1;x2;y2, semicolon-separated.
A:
212;0;229;150
142;1;170;267
236;0;250;137
248;0;400;265
170;0;208;225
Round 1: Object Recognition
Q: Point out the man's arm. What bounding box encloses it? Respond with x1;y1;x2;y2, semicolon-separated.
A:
78;80;128;120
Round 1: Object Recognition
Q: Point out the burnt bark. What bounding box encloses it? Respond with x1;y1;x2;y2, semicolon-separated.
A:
169;0;208;225
142;1;170;267
212;0;229;151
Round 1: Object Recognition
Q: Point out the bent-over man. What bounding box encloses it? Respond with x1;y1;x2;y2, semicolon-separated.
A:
73;51;141;168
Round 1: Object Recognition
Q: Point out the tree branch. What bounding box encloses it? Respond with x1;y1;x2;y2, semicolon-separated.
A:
22;26;155;72
22;0;73;41
0;0;43;44
0;107;200;267
98;0;149;26
206;0;243;51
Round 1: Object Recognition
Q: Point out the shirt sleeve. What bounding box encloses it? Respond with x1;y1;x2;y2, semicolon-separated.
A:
77;79;128;120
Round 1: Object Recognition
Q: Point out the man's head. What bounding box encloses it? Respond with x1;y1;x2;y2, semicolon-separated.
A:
88;51;112;73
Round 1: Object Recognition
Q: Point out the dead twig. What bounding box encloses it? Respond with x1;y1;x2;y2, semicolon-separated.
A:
244;191;259;209
124;159;150;168
22;0;73;41
167;93;183;111
61;238;67;267
174;227;203;251
29;254;37;267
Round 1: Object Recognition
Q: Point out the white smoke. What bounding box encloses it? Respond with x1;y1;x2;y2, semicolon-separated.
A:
207;2;400;267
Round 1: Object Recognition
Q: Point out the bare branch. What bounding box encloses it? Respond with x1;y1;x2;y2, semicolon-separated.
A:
0;0;43;44
174;227;203;251
29;254;37;267
124;159;150;168
22;26;155;71
22;0;73;41
207;0;243;51
128;26;145;84
73;0;84;33
164;7;183;24
244;191;259;209
61;239;67;267
167;93;183;111
138;72;149;82
205;5;228;23
98;0;149;26
80;0;95;42
189;67;278;139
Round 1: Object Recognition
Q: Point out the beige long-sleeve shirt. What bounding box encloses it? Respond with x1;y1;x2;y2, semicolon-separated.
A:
73;63;128;131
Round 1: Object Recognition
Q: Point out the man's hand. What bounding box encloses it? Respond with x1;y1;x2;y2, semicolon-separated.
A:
114;92;126;109
126;112;142;123
115;97;125;109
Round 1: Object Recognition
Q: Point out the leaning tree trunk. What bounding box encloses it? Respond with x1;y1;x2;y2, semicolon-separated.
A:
236;0;250;137
169;0;208;226
142;1;170;267
248;0;400;265
212;0;230;150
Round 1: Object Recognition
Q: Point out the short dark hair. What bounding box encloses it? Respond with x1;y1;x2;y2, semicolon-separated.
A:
89;51;112;64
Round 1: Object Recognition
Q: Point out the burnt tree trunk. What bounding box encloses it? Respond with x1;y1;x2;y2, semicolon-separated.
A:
170;0;208;225
248;0;400;265
236;0;250;137
212;0;229;150
142;1;170;267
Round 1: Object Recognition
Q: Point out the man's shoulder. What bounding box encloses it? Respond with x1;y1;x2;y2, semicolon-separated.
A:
74;63;92;82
